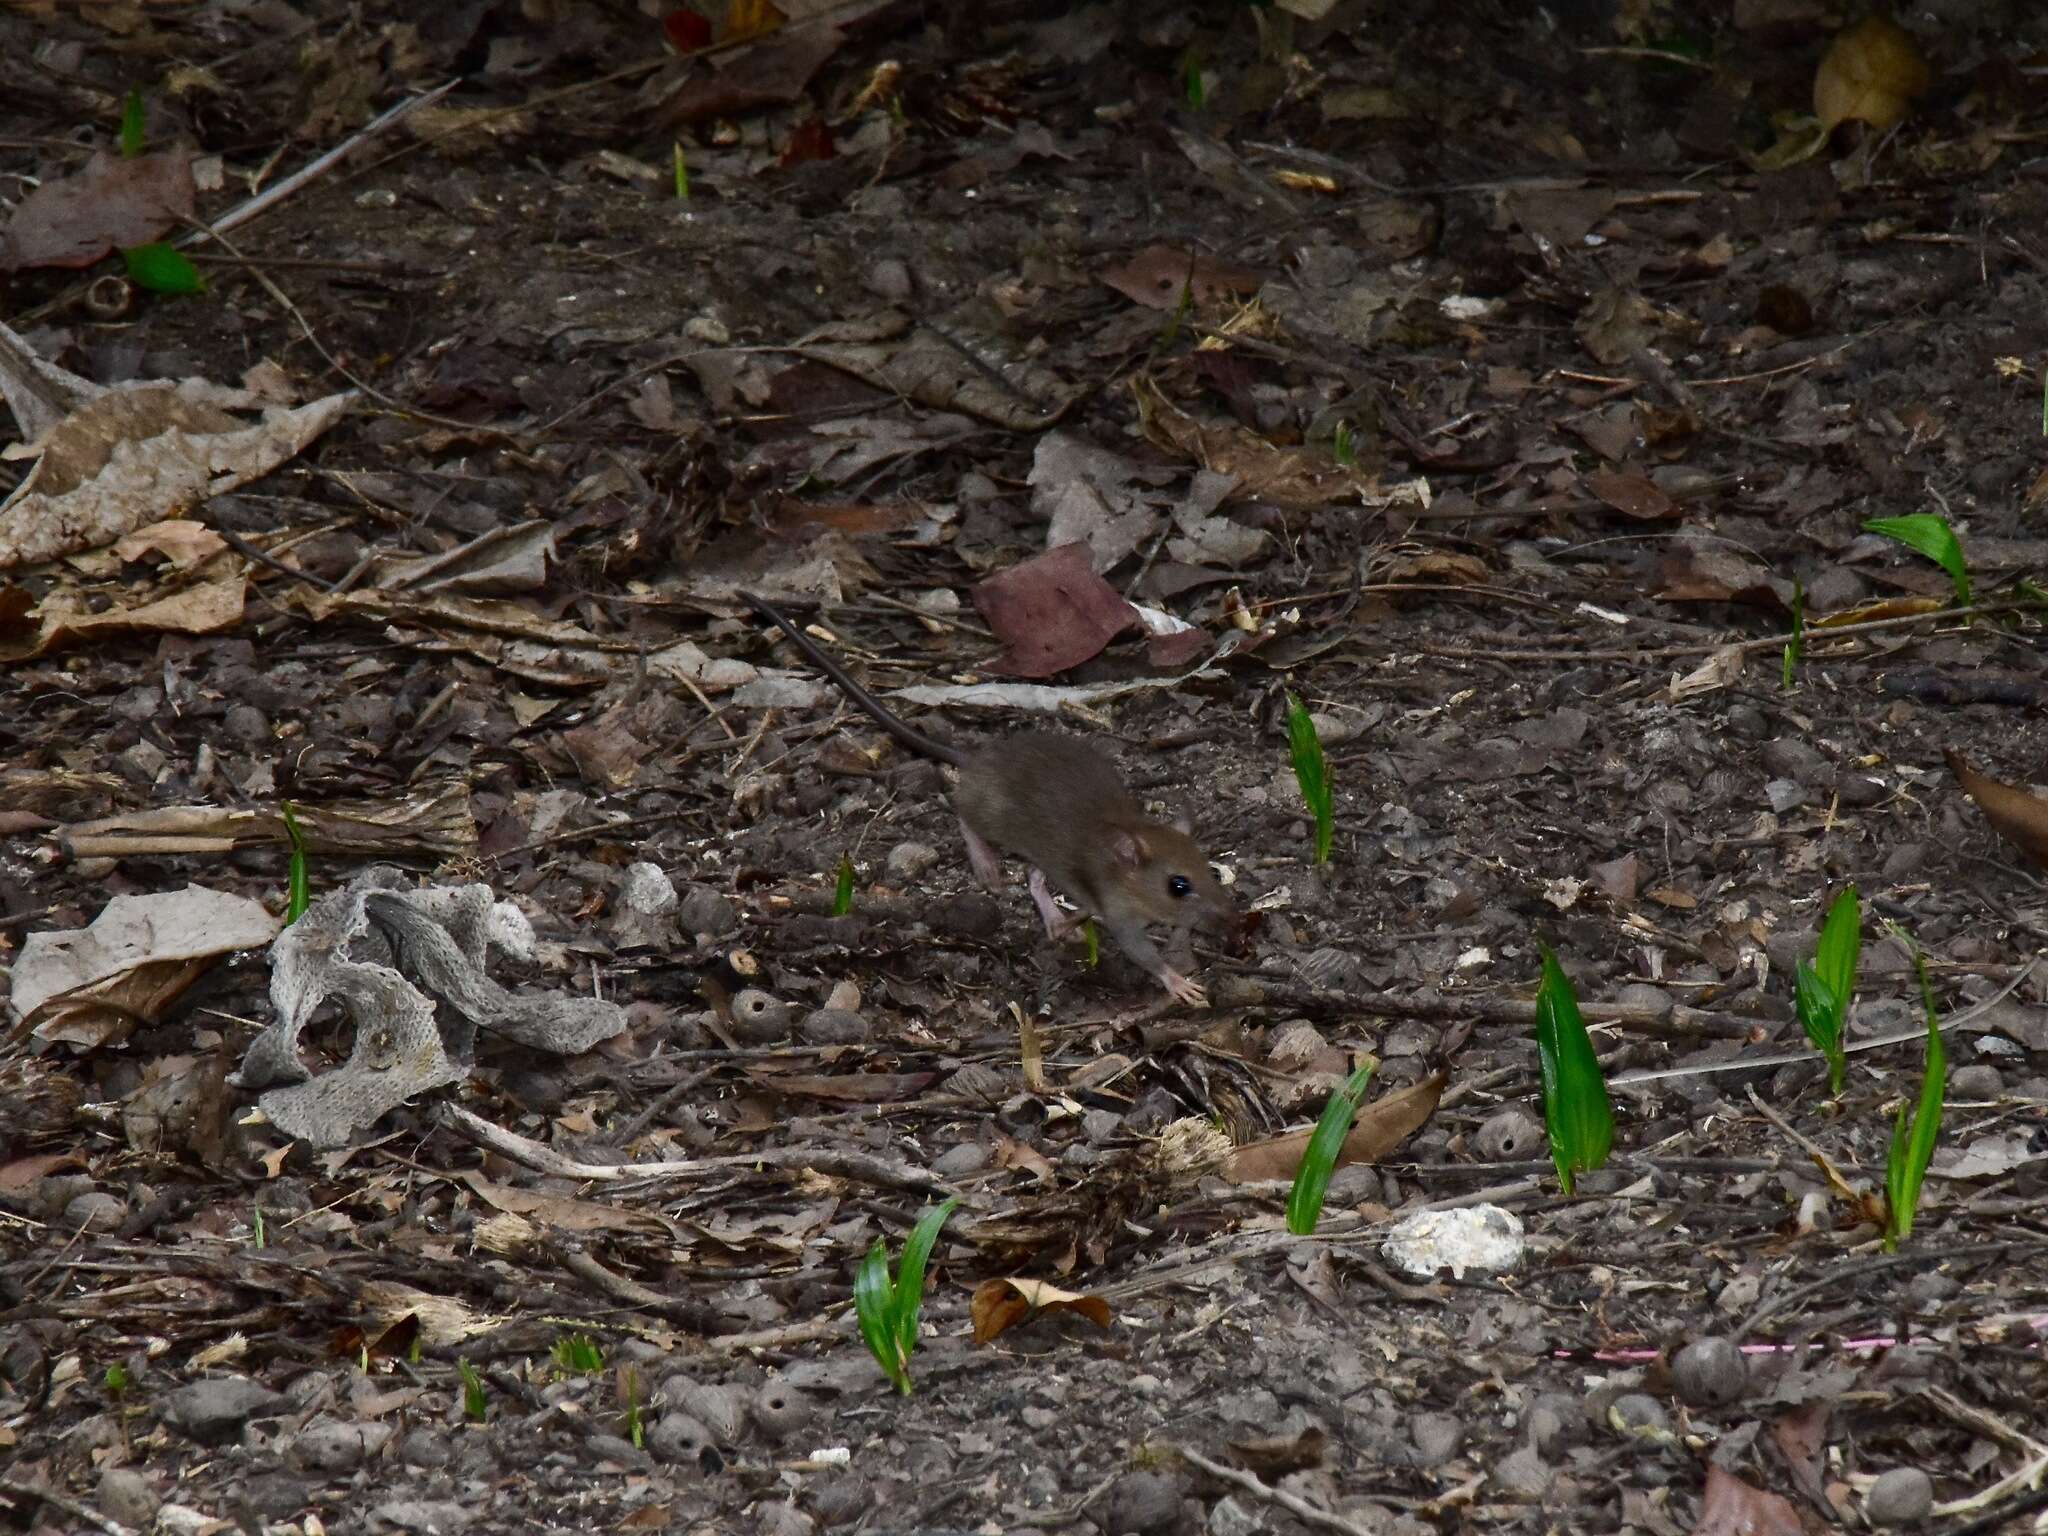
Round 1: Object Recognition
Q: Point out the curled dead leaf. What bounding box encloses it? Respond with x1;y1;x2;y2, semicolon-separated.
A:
1946;749;2048;870
1225;1070;1444;1184
1814;16;1932;133
970;1277;1113;1344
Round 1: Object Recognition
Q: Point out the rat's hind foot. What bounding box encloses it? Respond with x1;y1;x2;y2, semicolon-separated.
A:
1158;968;1208;1008
1028;867;1082;940
961;819;1006;891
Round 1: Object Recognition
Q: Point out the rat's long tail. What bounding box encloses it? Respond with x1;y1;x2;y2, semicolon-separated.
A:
738;592;965;767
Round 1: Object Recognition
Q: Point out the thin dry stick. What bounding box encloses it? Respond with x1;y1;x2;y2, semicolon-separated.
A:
435;1102;945;1195
180;80;458;245
1422;597;2033;666
1176;1444;1392;1535
0;1480;133;1536
1612;958;2035;1087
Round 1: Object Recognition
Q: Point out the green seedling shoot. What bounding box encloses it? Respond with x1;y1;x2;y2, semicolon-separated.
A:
854;1196;958;1396
119;88;145;157
832;854;856;917
459;1358;487;1422
1535;946;1613;1195
281;801;310;923
620;1366;644;1449
1285;693;1334;865
250;1205;266;1249
1082;916;1099;969
1286;1058;1378;1235
673;142;689;200
552;1333;604;1377
1865;513;1971;607
1794;884;1860;1096
122;243;206;295
1883;952;1946;1251
1782;578;1805;690
1332;420;1358;469
1153;260;1197;355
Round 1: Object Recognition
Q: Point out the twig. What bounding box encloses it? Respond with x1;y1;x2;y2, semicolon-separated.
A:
1611;959;2035;1086
0;1480;134;1536
435;1102;946;1195
1176;1444;1388;1535
179;81;458;246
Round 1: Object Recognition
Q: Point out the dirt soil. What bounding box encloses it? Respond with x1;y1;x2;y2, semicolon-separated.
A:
5;2;2048;1534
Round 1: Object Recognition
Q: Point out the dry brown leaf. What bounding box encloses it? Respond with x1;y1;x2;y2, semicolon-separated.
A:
112;518;229;569
1224;1070;1444;1184
1810;595;1944;626
1099;244;1266;312
1815;16;1932;133
0;576;247;661
1694;1464;1805;1536
1133;377;1380;510
0;385;352;569
970;1277;1113;1344
973;541;1138;679
1584;470;1678;521
1947;749;2048;869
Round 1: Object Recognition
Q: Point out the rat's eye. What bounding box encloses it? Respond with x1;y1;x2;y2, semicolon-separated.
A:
1167;875;1193;899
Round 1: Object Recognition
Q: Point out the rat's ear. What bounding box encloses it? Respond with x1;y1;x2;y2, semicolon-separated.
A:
1110;829;1147;868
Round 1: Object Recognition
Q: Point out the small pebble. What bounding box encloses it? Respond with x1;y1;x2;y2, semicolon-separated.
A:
645;1412;715;1464
806;1471;872;1527
1671;1337;1747;1407
1904;1271;1959;1310
1474;1108;1544;1162
931;1142;987;1178
865;258;913;302
1099;1470;1184;1535
1608;1393;1668;1436
97;1468;159;1528
677;886;736;938
798;1008;866;1045
676;1382;745;1442
752;1380;815;1442
1410;1411;1464;1465
1949;1064;2001;1099
1866;1466;1934;1527
1491;1444;1551;1499
619;862;676;915
727;989;791;1043
63;1191;127;1233
885;841;939;880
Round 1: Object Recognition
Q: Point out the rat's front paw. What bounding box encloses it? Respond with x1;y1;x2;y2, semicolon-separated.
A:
1160;969;1209;1008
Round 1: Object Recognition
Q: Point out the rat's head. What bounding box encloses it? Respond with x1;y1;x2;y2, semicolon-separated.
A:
1106;821;1231;928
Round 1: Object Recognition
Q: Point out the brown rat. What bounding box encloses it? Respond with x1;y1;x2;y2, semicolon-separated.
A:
740;592;1230;1006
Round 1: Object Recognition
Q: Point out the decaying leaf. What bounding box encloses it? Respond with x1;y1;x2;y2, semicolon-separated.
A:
60;787;477;861
1694;1463;1805;1536
1584;470;1678;521
973;541;1138;679
1947;749;2048;869
970;1277;1113;1344
0;379;353;570
1099;244;1266;312
1224;1070;1445;1184
11;886;281;1049
1;150;197;270
1815;15;1932;134
1133;376;1386;510
0;575;246;661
